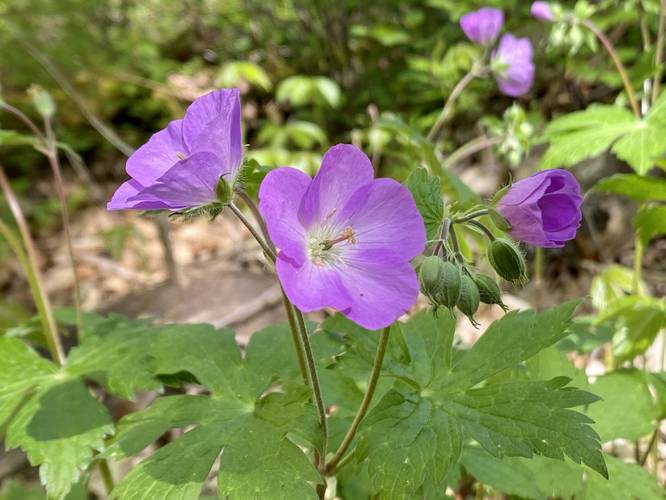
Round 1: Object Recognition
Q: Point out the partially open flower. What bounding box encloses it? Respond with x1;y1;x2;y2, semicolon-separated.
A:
497;169;583;248
491;34;535;97
460;7;504;45
259;144;426;330
107;88;242;211
531;2;555;21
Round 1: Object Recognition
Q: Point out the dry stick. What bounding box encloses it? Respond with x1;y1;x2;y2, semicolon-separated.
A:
325;326;391;474
44;117;83;333
580;19;641;117
0;165;65;365
441;135;501;171
653;0;666;104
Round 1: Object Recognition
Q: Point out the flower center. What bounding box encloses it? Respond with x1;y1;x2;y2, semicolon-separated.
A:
307;226;357;266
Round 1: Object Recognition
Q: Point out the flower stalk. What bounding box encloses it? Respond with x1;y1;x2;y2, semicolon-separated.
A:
427;67;481;142
325;325;391;474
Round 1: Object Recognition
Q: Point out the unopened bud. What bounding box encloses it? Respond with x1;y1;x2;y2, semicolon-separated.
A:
419;257;461;310
473;273;508;311
28;85;55;119
487;238;527;284
457;274;481;327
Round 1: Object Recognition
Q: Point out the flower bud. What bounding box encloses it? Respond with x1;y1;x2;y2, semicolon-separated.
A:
487;238;527;284
28;85;55;119
473;273;509;311
419;257;461;309
457;274;481;327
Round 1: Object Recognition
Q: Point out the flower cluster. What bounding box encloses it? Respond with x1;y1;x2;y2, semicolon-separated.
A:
460;7;535;97
107;87;583;327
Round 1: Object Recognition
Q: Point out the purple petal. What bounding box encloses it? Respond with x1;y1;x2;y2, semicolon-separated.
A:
276;254;353;313
258;167;312;266
493;34;535;97
125;119;186;186
107;179;159;211
344;178;426;261
538;193;582;232
182;88;243;178
337;250;419;330
127;152;222;210
498;171;551;207
531;2;554;21
460;8;504;45
298;144;374;229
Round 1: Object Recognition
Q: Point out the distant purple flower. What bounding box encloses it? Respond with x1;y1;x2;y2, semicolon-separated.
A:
531;2;554;21
108;88;242;211
259;144;426;330
497;169;582;248
460;7;504;45
492;34;535;97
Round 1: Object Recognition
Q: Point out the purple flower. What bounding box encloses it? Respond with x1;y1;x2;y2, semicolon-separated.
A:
259;144;426;330
497;169;583;248
491;34;535;97
107;88;242;211
531;2;554;21
460;7;504;45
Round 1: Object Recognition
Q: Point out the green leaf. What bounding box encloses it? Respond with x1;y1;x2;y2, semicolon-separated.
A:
584;455;663;500
404;168;445;240
215;61;272;91
590;265;647;310
108;327;322;500
542;103;666;174
586;369;660;441
5;380;113;500
593;173;666;201
635;204;666;246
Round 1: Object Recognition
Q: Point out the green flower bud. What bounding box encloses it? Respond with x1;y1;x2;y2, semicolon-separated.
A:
472;273;508;312
457;274;480;327
28;85;55;119
419;257;461;310
487;238;527;284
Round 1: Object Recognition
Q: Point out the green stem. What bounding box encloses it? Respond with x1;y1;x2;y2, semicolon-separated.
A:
427;67;480;142
325;326;391;474
534;247;544;288
452;209;489;224
653;0;666;105
466;219;495;241
294;309;328;470
228;203;277;261
441;135;501;171
580;19;641;117
0;165;65;364
97;457;114;495
633;235;644;295
281;292;310;385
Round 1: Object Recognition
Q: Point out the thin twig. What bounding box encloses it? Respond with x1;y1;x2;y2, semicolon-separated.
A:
427;68;480;142
441;135;501;171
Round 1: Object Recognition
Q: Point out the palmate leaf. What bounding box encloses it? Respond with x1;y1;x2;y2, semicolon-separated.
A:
343;301;606;498
542;97;666;174
105;325;322;500
404;168;445;241
0;338;113;500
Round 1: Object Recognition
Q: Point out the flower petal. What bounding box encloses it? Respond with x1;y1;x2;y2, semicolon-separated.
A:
107;179;171;211
125;119;186;185
343;178;426;261
259;167;311;265
276;254;353;313
498;170;550;206
128;152;222;210
337;250;419;330
298;144;374;229
183;88;242;177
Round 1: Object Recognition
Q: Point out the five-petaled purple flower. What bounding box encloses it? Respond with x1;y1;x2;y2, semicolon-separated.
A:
497;169;582;248
491;34;535;97
259;144;426;330
531;2;555;21
108;88;242;211
460;7;504;45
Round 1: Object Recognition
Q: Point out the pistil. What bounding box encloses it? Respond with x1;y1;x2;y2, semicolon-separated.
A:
322;226;356;250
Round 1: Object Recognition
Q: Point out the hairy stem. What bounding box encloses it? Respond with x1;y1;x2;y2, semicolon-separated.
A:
580;19;641;117
441;135;501;171
228;203;277;261
452;209;489;224
427;68;479;142
653;0;666;104
466;219;496;241
325;326;391;474
0;165;65;364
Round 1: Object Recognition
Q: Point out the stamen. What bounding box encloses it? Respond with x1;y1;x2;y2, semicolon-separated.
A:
176;151;186;160
322;226;356;250
325;208;337;220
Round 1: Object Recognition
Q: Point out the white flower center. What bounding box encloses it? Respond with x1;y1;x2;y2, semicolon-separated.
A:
307;226;357;266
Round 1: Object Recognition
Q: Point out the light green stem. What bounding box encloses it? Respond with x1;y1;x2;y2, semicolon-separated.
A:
534;247;544;288
325;326;391;474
